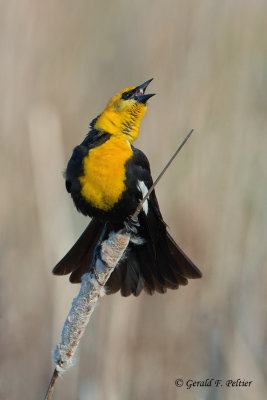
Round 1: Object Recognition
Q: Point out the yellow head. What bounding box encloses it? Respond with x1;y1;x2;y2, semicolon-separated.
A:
95;79;155;143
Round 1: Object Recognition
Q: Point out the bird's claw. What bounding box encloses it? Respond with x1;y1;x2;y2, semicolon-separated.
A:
124;216;139;235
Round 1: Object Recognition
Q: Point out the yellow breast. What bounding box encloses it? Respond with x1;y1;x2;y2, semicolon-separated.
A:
79;136;132;211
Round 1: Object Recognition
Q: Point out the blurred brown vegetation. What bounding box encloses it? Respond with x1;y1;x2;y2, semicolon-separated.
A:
0;1;266;399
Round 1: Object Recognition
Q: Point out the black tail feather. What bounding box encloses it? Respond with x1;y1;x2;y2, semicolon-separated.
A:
52;215;202;296
52;219;104;282
166;233;202;279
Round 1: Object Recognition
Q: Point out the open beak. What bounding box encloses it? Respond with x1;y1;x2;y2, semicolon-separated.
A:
134;78;155;104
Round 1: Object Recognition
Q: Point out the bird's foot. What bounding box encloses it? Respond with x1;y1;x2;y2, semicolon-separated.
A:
124;216;140;235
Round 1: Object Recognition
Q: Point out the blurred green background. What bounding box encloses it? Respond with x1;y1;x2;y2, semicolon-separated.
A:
0;1;266;399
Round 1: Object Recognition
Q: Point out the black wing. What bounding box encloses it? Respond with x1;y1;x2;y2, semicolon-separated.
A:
105;147;202;296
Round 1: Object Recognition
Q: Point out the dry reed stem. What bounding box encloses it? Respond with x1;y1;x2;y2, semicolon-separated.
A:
44;369;59;400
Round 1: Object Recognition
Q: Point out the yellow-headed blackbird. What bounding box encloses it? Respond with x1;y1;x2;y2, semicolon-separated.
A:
53;79;202;296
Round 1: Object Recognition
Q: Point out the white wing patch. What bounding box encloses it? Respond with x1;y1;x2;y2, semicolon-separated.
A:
137;180;149;215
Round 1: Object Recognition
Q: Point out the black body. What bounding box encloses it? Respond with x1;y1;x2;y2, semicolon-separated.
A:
53;129;202;296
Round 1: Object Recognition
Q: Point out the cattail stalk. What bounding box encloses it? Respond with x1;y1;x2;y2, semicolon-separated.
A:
53;228;130;372
44;229;130;399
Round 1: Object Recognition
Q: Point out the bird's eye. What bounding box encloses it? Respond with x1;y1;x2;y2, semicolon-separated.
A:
121;90;135;100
